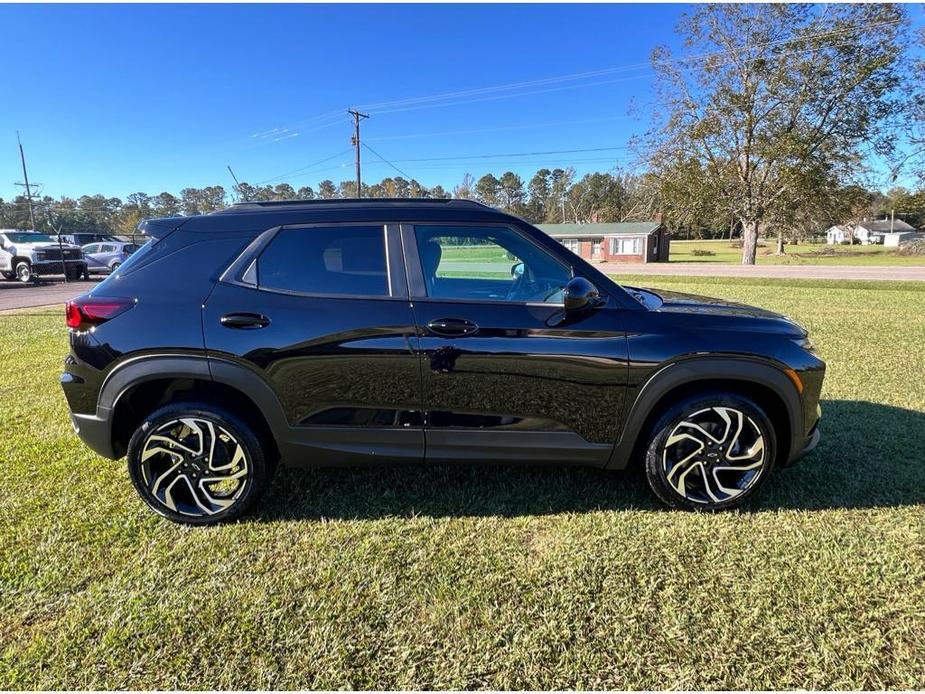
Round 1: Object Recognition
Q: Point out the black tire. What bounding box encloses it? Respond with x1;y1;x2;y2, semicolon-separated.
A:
126;402;273;525
1;271;14;280
15;260;32;283
110;261;121;273
65;264;81;281
644;392;776;511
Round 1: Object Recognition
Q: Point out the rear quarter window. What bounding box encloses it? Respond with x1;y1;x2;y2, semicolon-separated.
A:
256;226;389;297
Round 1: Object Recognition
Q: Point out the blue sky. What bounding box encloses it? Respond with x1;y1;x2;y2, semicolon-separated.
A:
0;3;920;201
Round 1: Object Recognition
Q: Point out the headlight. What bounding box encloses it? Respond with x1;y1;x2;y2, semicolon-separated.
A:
791;336;815;353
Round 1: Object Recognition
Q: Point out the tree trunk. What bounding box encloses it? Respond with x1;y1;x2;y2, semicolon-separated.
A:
776;230;785;255
741;220;759;265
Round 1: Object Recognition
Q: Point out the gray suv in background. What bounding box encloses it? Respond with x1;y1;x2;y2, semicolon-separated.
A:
82;241;138;274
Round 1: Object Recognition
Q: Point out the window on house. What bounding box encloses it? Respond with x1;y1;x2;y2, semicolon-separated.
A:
610;237;642;255
560;238;580;253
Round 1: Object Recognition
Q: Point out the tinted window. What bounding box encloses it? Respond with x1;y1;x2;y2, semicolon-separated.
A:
100;244;116;253
257;226;388;296
415;225;570;304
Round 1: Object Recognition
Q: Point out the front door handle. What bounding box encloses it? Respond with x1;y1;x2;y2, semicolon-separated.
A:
220;312;270;329
426;317;479;337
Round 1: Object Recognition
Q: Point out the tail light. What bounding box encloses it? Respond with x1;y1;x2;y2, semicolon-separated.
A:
65;296;134;330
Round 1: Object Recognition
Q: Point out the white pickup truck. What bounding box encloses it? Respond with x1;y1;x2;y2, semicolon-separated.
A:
0;230;88;282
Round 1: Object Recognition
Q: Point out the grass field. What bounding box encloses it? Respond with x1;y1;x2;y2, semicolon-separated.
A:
2;277;925;689
669;239;925;265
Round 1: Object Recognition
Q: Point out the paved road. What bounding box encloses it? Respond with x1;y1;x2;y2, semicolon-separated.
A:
0;279;102;312
600;263;925;282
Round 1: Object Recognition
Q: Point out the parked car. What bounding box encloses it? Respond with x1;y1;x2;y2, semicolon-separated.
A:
82;241;138;274
60;232;122;247
61;199;825;524
0;230;87;282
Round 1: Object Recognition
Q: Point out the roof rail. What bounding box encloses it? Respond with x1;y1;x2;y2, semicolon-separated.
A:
224;198;492;212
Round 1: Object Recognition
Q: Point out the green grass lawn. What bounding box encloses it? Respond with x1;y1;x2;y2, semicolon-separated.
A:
670;239;925;265
2;277;925;689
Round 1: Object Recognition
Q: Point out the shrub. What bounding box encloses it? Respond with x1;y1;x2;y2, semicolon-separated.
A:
897;240;925;256
690;248;716;257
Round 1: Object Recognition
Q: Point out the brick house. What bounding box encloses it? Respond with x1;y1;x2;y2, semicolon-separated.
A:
537;222;670;263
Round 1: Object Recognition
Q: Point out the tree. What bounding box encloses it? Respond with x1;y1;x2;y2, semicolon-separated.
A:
430;185;450;200
645;4;907;264
498;171;526;213
475;174;502;207
317;180;337;199
526;169;552;222
453;173;476;200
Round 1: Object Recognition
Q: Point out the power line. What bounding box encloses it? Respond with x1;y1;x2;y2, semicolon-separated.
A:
384;145;633;164
361;143;414;181
254;149;353;185
357;17;904;114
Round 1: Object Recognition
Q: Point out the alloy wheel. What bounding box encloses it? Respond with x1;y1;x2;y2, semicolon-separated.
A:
16;262;31;283
662;406;767;505
139;417;249;517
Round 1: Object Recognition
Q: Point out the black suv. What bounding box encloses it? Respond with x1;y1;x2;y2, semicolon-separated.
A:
61;199;825;524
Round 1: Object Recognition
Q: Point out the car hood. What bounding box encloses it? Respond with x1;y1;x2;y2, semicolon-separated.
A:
9;242;82;251
625;285;806;336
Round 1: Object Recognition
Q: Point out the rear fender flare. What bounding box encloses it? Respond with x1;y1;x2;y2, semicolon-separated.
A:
99;353;290;442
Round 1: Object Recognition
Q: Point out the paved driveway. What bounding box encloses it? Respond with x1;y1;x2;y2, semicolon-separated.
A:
0;279;101;312
600;263;925;282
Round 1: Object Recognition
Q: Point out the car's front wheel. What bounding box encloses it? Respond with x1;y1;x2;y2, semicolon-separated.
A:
126;403;273;525
15;260;32;283
644;392;776;511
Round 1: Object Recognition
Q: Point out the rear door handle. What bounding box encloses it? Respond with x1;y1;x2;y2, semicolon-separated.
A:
220;312;270;329
426;318;479;337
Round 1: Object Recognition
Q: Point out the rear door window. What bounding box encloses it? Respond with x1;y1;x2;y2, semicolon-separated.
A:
256;226;389;297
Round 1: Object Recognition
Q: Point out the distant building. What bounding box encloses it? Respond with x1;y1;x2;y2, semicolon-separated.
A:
826;219;916;245
824;225;851;244
538;222;670;263
884;230;925;247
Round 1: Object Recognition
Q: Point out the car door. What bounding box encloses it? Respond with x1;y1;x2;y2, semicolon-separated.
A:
402;222;629;466
203;222;424;466
82;244;104;270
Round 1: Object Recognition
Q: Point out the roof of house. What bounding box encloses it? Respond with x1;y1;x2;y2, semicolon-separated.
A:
537;222;662;238
884;230;924;237
857;219;916;233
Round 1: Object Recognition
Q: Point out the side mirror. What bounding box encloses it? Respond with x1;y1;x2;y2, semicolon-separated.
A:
564;276;601;313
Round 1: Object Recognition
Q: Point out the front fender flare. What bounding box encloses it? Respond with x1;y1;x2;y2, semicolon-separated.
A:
606;356;802;470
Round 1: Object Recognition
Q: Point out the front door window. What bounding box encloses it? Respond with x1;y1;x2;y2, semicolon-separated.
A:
414;225;570;304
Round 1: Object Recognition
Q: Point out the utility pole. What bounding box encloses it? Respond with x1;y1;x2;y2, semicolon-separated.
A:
347;109;369;198
15;131;39;230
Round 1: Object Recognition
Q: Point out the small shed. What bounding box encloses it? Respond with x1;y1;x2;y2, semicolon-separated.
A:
884;230;925;247
537;222;670;263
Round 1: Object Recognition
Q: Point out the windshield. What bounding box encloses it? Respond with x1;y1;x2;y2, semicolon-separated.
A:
4;233;57;244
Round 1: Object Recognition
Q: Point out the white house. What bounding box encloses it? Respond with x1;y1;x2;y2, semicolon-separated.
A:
826;219;917;245
855;219;915;245
825;225;851;244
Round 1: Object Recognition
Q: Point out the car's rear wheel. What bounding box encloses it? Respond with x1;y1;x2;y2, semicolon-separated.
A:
644;392;776;511
110;261;121;273
126;402;273;525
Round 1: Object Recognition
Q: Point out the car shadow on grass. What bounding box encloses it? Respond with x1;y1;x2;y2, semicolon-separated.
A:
254;399;925;521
